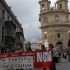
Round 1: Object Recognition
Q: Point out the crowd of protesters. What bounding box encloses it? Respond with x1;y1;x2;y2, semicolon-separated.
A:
40;44;61;70
1;43;70;70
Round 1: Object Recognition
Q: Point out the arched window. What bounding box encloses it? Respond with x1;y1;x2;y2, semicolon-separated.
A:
57;33;60;38
42;4;45;10
42;4;44;7
60;4;62;8
44;32;47;39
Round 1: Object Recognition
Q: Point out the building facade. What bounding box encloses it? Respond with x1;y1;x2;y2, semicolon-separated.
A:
0;0;25;52
39;0;70;49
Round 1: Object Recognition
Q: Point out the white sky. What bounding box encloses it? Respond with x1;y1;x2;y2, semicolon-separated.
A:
5;0;70;42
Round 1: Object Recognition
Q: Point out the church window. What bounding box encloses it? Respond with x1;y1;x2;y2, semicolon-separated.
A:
57;33;60;38
42;4;45;10
42;4;44;7
44;32;47;39
60;4;62;8
44;34;47;39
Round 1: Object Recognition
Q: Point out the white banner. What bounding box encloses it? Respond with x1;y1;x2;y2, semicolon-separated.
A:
0;56;34;69
10;56;34;69
0;52;34;69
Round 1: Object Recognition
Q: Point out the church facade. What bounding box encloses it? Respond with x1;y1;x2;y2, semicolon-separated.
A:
39;0;70;49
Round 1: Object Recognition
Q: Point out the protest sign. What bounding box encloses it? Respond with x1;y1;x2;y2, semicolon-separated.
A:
0;52;34;69
34;50;52;68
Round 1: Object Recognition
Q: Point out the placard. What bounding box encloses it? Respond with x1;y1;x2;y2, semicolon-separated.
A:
0;52;34;69
34;50;52;68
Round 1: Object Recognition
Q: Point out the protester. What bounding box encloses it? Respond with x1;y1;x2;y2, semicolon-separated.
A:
58;51;61;63
49;44;57;70
56;47;62;63
41;45;46;50
68;52;70;62
67;47;70;62
63;51;67;60
41;45;46;70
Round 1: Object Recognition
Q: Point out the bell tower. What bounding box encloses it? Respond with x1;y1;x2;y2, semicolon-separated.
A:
56;0;68;11
39;0;51;11
39;0;51;49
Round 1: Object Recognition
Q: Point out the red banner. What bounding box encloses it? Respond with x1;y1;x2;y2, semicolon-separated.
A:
0;51;52;69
